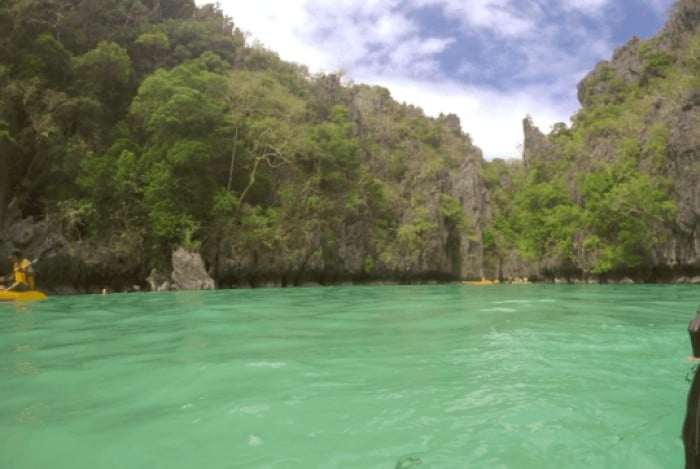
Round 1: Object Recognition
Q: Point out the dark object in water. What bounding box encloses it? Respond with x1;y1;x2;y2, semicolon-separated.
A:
684;304;700;469
684;365;700;468
689;305;700;358
395;453;422;469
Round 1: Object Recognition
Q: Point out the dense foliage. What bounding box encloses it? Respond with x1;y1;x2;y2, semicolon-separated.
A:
0;0;481;283
0;0;696;285
481;2;700;279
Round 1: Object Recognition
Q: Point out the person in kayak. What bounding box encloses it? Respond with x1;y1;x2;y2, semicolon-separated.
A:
684;305;700;468
0;251;35;291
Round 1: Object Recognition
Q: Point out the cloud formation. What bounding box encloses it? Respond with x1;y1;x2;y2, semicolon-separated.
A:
218;0;674;159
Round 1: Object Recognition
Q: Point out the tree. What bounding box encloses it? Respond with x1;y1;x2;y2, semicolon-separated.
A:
72;40;133;124
578;161;676;274
128;53;229;246
225;69;307;204
0;119;16;225
307;104;361;191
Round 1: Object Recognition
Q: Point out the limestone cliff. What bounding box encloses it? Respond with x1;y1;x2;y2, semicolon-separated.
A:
522;116;558;167
521;0;700;281
4;1;698;290
211;88;492;287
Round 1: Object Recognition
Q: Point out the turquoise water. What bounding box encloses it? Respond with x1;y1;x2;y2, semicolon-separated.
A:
1;284;697;468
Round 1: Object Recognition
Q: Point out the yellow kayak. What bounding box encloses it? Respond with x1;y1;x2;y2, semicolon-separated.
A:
0;289;48;302
463;279;500;285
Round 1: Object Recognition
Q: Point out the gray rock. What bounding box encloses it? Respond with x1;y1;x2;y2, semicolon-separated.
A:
146;268;170;292
170;247;216;290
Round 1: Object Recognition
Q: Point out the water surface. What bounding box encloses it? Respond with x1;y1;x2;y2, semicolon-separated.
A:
1;284;696;468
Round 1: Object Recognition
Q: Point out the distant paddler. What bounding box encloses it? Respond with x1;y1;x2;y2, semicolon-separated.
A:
0;250;36;291
463;278;500;285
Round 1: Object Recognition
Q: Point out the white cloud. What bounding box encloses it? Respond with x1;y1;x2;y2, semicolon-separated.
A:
409;0;539;38
361;76;571;159
228;2;324;66
221;0;547;158
382;36;454;75
641;0;674;16
558;0;611;16
213;0;669;159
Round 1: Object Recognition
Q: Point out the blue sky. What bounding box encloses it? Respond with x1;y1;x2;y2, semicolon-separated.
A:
214;0;675;159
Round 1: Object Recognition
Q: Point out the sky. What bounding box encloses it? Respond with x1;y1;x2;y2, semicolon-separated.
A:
213;0;676;159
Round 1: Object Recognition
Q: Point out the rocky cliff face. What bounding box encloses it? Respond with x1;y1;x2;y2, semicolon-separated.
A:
454;151;491;279
1;205;220;292
663;0;700;36
0;200;146;293
651;90;700;273
657;0;700;271
6;3;697;290
526;0;700;280
211;103;491;287
522;116;558;167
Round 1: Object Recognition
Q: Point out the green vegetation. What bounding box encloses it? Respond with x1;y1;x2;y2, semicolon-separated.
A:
0;0;480;282
0;0;694;284
481;19;696;278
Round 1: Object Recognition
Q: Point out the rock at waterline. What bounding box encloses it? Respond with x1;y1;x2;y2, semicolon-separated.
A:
170;247;216;290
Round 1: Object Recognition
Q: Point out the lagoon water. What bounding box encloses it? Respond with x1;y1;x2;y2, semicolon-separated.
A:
1;284;697;468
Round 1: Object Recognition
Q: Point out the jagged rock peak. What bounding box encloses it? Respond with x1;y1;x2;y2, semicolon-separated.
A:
576;36;645;106
438;112;462;134
664;0;700;36
522;116;557;165
575;0;699;107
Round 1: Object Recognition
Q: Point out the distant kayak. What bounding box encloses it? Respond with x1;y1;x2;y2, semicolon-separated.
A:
0;289;48;302
463;279;500;285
